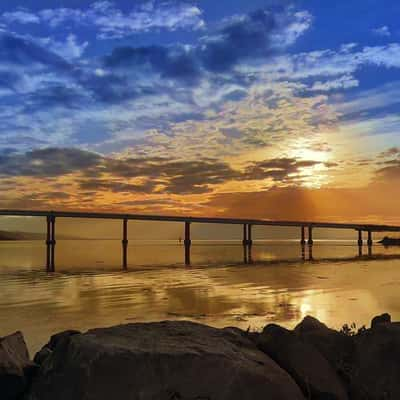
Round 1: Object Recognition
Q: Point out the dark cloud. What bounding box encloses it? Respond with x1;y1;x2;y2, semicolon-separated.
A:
0;33;71;71
242;158;322;182
198;10;277;72
0;148;102;177
104;158;239;194
77;72;157;103
24;85;88;111
103;7;296;85
379;147;400;158
105;45;201;84
0;146;334;195
79;179;158;194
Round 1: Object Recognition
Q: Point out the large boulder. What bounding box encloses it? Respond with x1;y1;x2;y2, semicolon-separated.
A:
370;313;391;329
0;331;36;400
257;324;348;400
294;316;355;383
33;330;81;365
28;321;305;400
349;322;400;399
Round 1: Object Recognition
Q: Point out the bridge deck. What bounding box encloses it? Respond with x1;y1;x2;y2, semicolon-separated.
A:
0;209;399;232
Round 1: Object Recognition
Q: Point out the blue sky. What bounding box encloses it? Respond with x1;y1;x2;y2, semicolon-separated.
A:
0;0;399;223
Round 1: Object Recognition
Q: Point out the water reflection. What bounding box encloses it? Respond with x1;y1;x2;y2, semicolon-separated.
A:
1;240;400;354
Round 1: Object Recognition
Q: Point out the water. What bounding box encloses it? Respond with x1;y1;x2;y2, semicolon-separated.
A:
1;239;400;355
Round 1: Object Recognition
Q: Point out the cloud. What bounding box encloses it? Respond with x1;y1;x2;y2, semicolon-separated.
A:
310;75;359;92
379;147;400;158
0;33;71;71
0;146;336;196
372;26;391;37
375;160;400;181
242;158;324;182
104;45;201;84
104;6;311;83
197;9;310;72
0;148;102;177
2;1;205;39
35;34;89;60
2;9;40;24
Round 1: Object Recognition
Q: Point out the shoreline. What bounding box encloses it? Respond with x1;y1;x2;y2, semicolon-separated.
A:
1;313;399;399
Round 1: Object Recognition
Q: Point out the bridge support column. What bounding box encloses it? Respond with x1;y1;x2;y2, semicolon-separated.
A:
367;231;373;247
358;230;363;247
242;224;248;263
247;224;253;246
46;216;51;271
301;226;306;245
122;219;128;270
247;224;253;264
46;216;56;272
308;226;314;246
242;224;248;246
184;221;191;266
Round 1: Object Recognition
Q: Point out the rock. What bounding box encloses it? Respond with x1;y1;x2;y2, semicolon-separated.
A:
257;324;348;400
33;347;52;366
294;316;355;383
34;330;81;366
295;315;328;334
47;330;81;351
27;321;305;400
349;322;400;399
0;331;36;400
370;313;391;329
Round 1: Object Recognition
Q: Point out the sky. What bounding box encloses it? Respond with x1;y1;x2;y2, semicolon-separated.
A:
0;0;400;225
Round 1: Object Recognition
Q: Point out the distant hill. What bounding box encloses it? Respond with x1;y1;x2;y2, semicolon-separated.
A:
0;231;80;241
0;230;45;241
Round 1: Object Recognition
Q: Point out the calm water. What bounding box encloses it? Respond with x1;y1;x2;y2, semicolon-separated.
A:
1;239;400;354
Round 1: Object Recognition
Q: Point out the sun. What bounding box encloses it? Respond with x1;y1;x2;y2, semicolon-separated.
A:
288;137;333;188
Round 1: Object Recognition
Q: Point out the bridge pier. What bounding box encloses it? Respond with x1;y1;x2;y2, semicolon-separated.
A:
46;216;56;272
242;224;248;263
46;216;51;271
247;224;253;263
122;219;128;270
184;221;191;266
367;231;373;247
308;226;314;246
358;230;363;246
247;224;253;246
242;224;248;246
301;226;306;245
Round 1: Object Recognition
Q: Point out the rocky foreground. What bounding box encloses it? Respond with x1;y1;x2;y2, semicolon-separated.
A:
0;314;398;399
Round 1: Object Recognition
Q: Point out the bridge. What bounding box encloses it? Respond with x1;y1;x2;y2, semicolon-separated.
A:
1;209;400;271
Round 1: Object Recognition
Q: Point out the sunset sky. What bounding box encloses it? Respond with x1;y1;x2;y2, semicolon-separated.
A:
1;0;400;224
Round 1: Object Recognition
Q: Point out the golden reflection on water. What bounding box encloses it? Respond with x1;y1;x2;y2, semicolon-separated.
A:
1;240;400;354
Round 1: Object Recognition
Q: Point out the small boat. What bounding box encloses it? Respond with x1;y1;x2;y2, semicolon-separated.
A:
379;237;400;246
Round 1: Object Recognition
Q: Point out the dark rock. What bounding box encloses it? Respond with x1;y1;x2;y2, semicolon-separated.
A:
0;331;36;400
370;313;391;329
349;322;400;399
33;330;81;366
294;316;355;383
257;324;348;400
27;321;305;400
33;347;52;366
295;315;328;334
222;326;259;343
47;330;80;351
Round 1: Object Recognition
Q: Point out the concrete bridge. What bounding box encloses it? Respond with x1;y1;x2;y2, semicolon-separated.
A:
1;209;399;270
